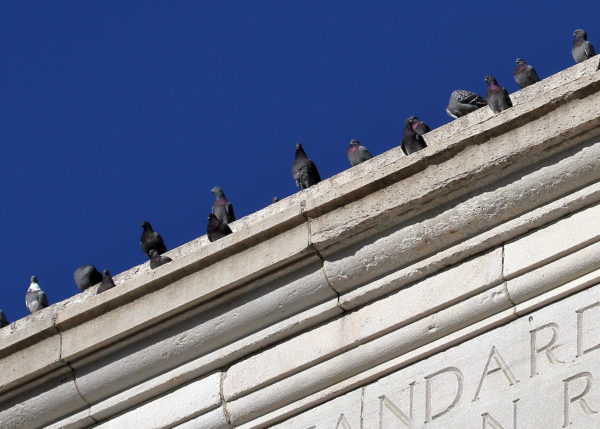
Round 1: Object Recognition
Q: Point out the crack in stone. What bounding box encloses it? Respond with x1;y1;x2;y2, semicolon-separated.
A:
219;371;234;428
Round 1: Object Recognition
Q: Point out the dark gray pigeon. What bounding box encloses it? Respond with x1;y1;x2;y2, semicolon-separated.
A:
347;139;373;166
513;58;540;88
446;89;488;119
211;187;235;224
97;270;116;294
572;29;596;63
73;265;103;292
0;309;8;328
271;196;279;203
140;221;167;258
292;143;321;189
484;76;513;114
207;213;232;242
401;117;428;155
25;276;48;314
149;249;172;269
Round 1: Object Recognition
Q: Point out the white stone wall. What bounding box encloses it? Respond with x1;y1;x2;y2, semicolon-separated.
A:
1;57;600;429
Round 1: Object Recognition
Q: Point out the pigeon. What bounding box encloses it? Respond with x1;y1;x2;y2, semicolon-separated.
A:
149;249;172;269
25;276;48;314
73;265;103;292
401;117;428;155
292;143;321;189
211;187;235;224
347;139;373;166
271;197;279;203
513;58;540;88
446;89;488;119
572;29;596;63
140;221;167;258
0;309;8;328
97;270;116;294
484;76;513;114
207;213;232;242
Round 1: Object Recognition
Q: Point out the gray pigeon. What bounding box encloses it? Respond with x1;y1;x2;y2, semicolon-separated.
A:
140;221;167;258
572;29;596;63
73;265;103;292
513;58;540;88
97;270;116;294
292;143;321;189
0;309;8;328
149;249;172;269
207;213;233;242
211;187;235;224
446;89;488;119
347;139;373;166
484;76;512;114
25;276;48;314
401;117;428;155
271;197;279;203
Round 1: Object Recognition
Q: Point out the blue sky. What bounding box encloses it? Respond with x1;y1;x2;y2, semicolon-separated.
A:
1;1;598;322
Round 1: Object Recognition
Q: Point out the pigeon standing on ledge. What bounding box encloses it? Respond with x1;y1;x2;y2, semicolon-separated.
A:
207;213;232;242
0;309;8;328
445;89;488;119
484;76;513;114
140;221;167;259
25;276;48;313
401;116;428;155
73;265;103;291
149;249;172;269
211;187;235;224
572;29;596;63
97;270;116;294
347;139;373;167
292;143;321;189
513;58;540;88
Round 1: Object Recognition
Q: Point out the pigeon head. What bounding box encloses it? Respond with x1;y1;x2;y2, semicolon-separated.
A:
103;269;111;277
140;221;153;231
211;186;223;195
484;76;499;86
30;275;38;283
404;116;416;127
573;29;587;40
515;58;526;65
149;249;158;257
349;139;360;146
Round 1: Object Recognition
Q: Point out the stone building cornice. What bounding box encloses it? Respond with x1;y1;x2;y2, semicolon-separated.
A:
1;58;600;428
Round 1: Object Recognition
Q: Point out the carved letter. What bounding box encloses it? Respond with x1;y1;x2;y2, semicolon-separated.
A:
530;323;564;377
481;399;519;429
473;346;519;401
576;303;600;357
563;372;598;427
335;414;352;429
425;367;463;423
378;383;415;429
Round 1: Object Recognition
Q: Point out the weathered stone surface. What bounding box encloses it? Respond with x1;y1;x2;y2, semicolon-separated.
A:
94;372;221;429
174;407;231;429
504;201;600;278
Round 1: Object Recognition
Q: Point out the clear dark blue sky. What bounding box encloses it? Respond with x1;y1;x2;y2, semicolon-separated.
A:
1;2;598;321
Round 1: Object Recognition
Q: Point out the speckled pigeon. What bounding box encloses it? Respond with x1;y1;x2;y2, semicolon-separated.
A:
484;76;512;114
292;143;321;189
97;270;116;294
446;89;488;119
73;265;103;292
211;187;235;225
140;221;167;258
347;139;373;167
401;117;428;156
0;309;8;328
25;276;48;314
207;213;232;242
572;29;596;63
513;58;540;88
149;249;172;269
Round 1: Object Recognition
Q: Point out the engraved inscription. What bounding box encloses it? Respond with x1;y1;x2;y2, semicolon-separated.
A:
335;414;352;429
424;367;463;423
530;322;563;377
563;372;598;427
473;346;519;401
378;383;415;429
576;303;600;357
481;399;519;429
